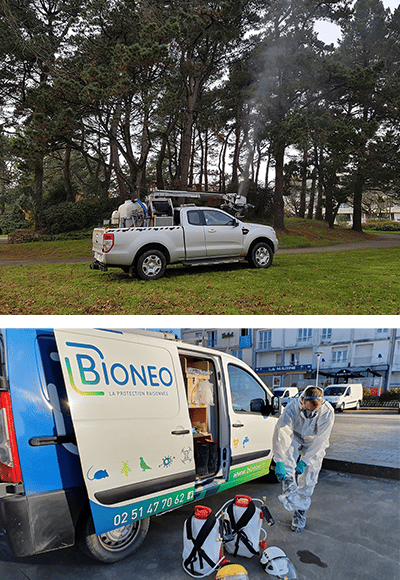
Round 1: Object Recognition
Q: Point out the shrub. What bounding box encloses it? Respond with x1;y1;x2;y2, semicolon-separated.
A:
0;210;31;235
379;388;400;402
8;228;43;244
363;220;400;232
40;198;118;235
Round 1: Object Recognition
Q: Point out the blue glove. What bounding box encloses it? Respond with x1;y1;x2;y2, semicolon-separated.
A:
295;459;307;474
275;462;286;481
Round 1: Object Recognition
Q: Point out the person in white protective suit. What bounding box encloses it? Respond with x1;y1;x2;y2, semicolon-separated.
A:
272;386;334;532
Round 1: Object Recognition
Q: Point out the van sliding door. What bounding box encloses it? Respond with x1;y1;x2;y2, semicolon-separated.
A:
55;329;196;536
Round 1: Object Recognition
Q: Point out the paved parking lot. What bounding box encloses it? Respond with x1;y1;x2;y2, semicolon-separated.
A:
1;471;399;580
1;409;399;580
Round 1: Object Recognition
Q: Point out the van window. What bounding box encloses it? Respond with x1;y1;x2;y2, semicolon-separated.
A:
228;364;267;414
324;386;346;396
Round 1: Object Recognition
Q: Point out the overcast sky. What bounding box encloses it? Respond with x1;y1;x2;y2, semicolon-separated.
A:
315;0;399;45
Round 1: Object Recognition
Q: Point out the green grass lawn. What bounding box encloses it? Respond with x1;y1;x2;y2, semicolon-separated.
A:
1;247;398;315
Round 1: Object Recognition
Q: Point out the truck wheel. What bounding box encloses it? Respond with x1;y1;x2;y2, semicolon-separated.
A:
136;249;167;280
248;242;273;269
78;511;150;563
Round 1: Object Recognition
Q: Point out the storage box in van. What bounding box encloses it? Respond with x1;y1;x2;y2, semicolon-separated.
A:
0;329;280;562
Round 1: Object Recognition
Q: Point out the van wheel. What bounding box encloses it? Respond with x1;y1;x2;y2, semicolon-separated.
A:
339;403;345;412
78;511;150;563
136;249;167;280
248;242;273;269
355;400;360;410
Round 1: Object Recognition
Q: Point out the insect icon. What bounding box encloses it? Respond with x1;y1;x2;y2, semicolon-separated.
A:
121;461;132;477
181;447;192;464
159;455;175;468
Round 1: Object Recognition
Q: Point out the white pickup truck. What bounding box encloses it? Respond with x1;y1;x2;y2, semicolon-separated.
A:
90;201;278;280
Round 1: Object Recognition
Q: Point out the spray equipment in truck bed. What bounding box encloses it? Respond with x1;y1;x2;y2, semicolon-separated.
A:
110;190;254;229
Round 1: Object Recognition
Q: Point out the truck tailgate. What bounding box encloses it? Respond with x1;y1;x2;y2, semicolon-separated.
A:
92;228;106;257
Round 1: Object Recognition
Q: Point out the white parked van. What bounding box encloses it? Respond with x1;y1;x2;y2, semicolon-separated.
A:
0;328;280;563
272;387;299;407
323;383;363;412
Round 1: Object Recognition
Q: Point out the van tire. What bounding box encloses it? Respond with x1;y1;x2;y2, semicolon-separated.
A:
77;510;150;563
136;249;167;280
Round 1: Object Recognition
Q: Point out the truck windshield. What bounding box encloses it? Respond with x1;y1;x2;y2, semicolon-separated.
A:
273;389;285;397
324;387;346;396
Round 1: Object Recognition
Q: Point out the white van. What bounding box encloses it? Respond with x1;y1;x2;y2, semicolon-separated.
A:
323;383;363;412
272;386;299;407
0;328;280;563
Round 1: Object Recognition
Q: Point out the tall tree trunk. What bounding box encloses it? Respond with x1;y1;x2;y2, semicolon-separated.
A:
231;116;241;189
273;140;286;231
204;127;209;192
63;145;75;202
179;78;200;190
315;148;324;221
156;136;167;190
307;166;316;219
352;171;365;232
33;155;44;229
325;184;334;229
299;148;307;218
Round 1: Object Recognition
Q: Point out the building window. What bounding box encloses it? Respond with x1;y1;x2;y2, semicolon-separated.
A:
322;328;332;340
332;349;348;364
241;329;250;336
258;331;272;350
207;331;217;348
377;329;388;334
290;352;300;365
231;349;243;360
298;329;312;342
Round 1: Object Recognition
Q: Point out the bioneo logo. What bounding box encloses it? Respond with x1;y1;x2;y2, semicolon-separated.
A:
64;342;174;396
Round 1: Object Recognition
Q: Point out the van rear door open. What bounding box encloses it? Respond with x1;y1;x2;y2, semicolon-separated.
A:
55;329;196;536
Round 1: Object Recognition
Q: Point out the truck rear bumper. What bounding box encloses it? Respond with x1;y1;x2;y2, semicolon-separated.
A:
90;260;108;272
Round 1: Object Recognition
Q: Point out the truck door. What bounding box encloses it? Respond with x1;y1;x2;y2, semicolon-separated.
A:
223;361;276;474
55;329;196;536
182;209;208;258
203;209;244;257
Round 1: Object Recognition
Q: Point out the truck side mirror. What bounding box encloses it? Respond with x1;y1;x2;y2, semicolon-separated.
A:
272;395;282;416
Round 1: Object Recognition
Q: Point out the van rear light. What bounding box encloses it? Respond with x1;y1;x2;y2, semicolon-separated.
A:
103;233;114;253
0;392;22;483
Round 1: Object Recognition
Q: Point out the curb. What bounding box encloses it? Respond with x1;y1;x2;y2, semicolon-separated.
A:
322;458;400;481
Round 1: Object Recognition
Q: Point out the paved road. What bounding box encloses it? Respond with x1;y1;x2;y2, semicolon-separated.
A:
0;233;399;265
326;408;400;469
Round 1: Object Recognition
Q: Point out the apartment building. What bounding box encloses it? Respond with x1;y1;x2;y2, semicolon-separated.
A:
180;328;400;392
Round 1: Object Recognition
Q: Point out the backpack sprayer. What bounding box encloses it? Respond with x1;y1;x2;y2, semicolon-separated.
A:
182;495;297;580
110;191;254;229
